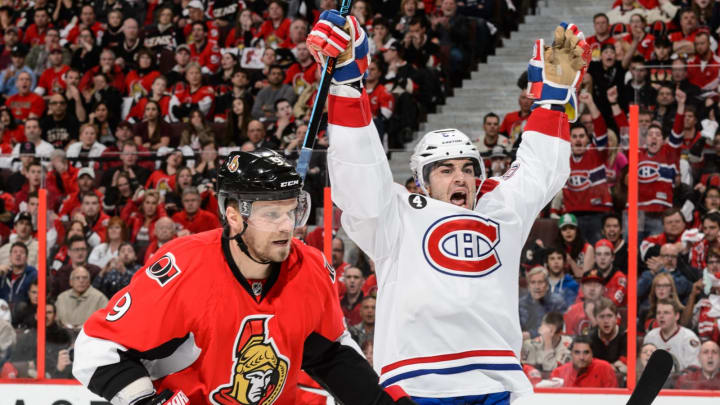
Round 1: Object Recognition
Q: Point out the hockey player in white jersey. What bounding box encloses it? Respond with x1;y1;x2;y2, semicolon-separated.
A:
307;11;590;404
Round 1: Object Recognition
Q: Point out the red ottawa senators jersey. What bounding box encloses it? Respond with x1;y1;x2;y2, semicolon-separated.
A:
72;229;363;404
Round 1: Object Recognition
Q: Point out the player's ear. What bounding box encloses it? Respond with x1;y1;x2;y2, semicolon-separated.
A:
225;205;241;229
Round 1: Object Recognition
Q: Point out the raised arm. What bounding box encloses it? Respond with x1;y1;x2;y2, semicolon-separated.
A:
309;10;402;261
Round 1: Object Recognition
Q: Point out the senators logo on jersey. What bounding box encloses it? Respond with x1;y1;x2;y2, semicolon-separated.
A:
422;214;501;278
211;315;289;405
146;253;182;287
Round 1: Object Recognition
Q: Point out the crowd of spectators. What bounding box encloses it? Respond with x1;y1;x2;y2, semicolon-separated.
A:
0;0;521;381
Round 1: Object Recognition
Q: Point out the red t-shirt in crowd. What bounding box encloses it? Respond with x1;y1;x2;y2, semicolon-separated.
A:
551;358;618;387
172;209;221;235
499;110;529;143
37;65;69;96
5;92;45;120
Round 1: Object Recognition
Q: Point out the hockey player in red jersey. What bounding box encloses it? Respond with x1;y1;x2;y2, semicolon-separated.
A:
72;149;415;405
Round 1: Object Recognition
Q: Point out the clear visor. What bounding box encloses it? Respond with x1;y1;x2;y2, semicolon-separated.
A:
239;191;311;232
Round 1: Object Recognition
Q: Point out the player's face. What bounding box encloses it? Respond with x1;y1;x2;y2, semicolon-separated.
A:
582;281;604;300
700;341;720;375
655;303;679;330
426;159;477;210
594;246;614;272
571;343;593;370
602;218;621;242
596;308;616;335
546;252;564;276
244;199;299;262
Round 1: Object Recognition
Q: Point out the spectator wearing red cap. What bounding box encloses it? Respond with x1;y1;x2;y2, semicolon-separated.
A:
601;213;628;273
5;71;44;120
172;187;220;236
675;340;720;390
593;238;627;307
551;335;618;387
564;269;606;336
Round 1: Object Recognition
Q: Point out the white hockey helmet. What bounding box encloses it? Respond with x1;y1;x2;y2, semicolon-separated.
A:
409;128;485;195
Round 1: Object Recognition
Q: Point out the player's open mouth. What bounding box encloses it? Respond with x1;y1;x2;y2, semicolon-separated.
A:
272;239;289;246
450;191;467;207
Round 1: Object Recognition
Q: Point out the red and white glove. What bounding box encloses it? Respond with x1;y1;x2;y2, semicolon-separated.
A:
138;389;190;405
306;10;369;84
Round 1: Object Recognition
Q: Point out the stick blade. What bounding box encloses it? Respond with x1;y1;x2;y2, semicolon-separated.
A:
626;349;673;405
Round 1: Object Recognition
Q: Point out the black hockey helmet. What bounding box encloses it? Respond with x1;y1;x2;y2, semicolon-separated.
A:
217;148;310;227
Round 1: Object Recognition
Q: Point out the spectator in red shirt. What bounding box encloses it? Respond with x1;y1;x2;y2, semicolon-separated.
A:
5;71;44;120
65;5;104;45
499;89;532;143
73;192;110;248
565;269;606;336
172;187;220;236
58;167;101;223
79;49;125;93
594;239;628;307
22;8;52;47
687;31;720;96
34;46;69;97
340;266;365;326
670;9;702;57
675;340;720;390
257;0;292;47
551;335;618;387
278;18;308;49
182;0;221;44
127;189;164;248
124;48;160;99
224;9;257;49
188;22;221;75
283;42;317;97
170;63;216;121
146;149;184;193
587;13;615;61
620;14;655;61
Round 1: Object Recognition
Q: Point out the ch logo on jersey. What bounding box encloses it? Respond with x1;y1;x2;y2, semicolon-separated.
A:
211;315;289;405
638;161;660;182
146;253;181;287
422;214;501;278
567;170;591;191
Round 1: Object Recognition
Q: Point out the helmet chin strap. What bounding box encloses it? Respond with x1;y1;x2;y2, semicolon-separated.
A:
232;220;272;265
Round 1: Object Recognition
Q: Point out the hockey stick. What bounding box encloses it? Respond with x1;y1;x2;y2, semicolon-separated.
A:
296;0;353;180
626;349;673;405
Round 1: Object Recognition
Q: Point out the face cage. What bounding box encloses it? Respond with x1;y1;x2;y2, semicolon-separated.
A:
218;190;312;229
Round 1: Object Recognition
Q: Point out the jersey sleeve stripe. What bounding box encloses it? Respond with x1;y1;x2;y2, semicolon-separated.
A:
379;363;523;388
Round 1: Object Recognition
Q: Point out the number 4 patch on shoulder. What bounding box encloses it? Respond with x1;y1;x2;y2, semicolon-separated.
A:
409;194;427;209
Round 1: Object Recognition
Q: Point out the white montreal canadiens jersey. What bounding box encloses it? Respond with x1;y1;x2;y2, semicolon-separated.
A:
327;91;570;399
